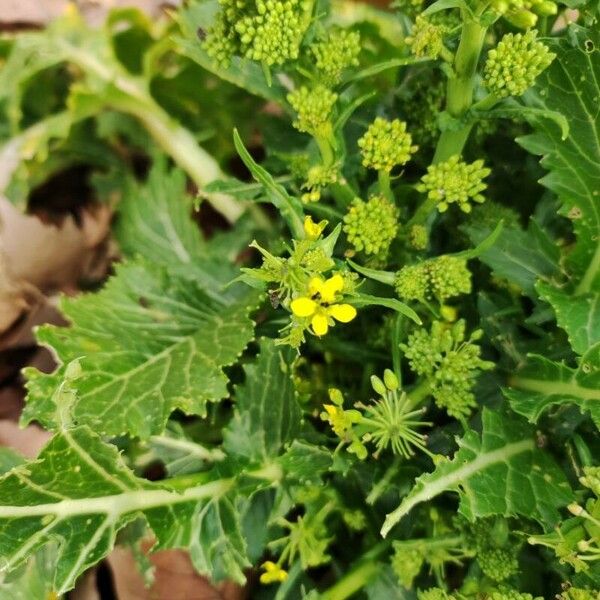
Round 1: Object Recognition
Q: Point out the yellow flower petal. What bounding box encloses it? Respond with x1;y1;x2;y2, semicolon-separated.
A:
304;216;327;240
328;303;357;323
321;273;344;303
308;276;324;297
290;297;317;317
311;312;329;336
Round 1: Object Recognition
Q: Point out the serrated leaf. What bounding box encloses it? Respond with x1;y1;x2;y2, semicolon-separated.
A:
506;345;600;428
224;339;301;464
463;219;560;297
276;441;332;484
115;157;246;302
538;282;600;355
23;260;256;437
381;409;573;537
519;25;600;293
0;426;254;593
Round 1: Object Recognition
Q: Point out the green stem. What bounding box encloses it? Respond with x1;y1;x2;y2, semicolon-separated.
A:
405;379;432;411
320;543;389;600
378;170;393;202
133;101;243;222
433;17;487;164
61;42;243;222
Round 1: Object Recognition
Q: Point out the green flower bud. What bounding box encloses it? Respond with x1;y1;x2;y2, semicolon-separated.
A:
417;155;490;213
427;255;472;300
505;8;538;28
311;28;361;85
391;543;424;588
343;195;399;256
478;547;519;582
371;375;387;396
400;320;493;419
559;588;600;600
301;164;338;203
392;0;425;18
408;224;428;250
329;388;345;405
484;30;555;98
358;117;418;173
394;264;429;302
288;85;338;136
580;466;600;496
383;368;399;391
395;256;472;302
406;16;445;59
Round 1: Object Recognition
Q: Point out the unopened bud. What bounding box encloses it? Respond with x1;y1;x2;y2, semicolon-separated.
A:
370;375;387;396
383;369;399;391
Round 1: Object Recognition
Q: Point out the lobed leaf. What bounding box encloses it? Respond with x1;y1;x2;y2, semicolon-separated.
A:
381;409;573;537
506;345;600;428
23;260;257;438
519;25;600;294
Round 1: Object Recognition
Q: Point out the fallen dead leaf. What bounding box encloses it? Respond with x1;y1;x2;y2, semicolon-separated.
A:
109;545;246;600
0;197;114;294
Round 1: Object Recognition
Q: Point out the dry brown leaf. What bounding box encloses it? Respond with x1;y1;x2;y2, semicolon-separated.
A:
0;197;113;294
0;420;50;458
109;545;246;600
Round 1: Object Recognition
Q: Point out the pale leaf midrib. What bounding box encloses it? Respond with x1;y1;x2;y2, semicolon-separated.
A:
381;438;533;537
0;479;232;519
513;375;600;401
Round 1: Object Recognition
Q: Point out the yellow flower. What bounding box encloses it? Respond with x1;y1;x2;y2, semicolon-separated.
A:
260;561;288;584
321;403;361;438
304;215;327;240
290;274;357;336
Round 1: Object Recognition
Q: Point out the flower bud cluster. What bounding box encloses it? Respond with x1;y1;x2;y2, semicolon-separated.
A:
358;117;418;173
401;320;493;418
484;30;555;98
205;0;311;66
343;195;400;256
417;155;490;213
288;85;338;136
395;255;472;303
406;16;445;59
311;28;361;85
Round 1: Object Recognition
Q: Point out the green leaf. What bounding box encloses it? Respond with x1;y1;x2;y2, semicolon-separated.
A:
0;548;57;600
476;103;569;141
233;129;305;239
23;260;256;437
343;57;430;84
115;157;247;302
381;409;573;537
0;449;24;476
0;425;257;593
276;441;332;484
463;219;560;297
224;339;301;464
506;345;600;428
538;283;600;355
348;293;422;325
519;25;600;294
173;3;288;103
347;259;396;285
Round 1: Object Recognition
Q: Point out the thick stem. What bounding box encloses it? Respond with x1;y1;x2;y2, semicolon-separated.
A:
378;170;393;202
433;17;487;164
320;543;389;600
134;102;244;222
405;379;432;411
